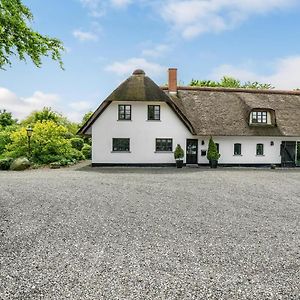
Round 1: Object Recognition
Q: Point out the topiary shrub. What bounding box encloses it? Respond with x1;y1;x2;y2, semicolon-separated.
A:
207;137;221;162
70;137;84;151
82;144;92;159
0;158;13;170
174;144;184;160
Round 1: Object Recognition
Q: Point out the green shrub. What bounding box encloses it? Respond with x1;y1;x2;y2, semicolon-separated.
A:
0;158;13;170
70;148;85;161
207;137;221;161
5;121;75;164
82;144;92;159
174;144;184;160
70;137;84;151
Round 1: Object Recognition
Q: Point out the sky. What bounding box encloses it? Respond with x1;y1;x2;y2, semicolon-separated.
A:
1;0;300;122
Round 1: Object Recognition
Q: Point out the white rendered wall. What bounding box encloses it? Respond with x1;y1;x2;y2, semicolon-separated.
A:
91;101;193;164
91;101;299;164
197;136;300;165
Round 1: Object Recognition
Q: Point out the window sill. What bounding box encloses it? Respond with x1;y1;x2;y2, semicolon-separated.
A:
233;154;242;156
146;120;161;122
117;119;132;121
256;155;265;157
111;151;131;153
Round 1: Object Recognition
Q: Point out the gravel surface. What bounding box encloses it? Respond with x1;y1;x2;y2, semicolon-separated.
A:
0;165;300;299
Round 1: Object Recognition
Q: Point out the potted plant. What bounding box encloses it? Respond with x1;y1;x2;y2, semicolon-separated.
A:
174;144;184;168
207;137;220;168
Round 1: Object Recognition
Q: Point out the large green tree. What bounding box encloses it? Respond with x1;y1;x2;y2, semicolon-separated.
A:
0;0;64;69
190;76;274;90
0;109;16;127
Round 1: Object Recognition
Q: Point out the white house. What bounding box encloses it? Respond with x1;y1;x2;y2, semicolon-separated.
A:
79;69;300;167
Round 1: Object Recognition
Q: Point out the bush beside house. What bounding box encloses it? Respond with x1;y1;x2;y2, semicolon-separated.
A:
0;108;91;170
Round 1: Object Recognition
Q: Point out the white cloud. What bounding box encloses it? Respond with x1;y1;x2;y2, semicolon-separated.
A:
211;55;300;90
0;89;60;120
105;57;166;77
0;89;92;122
160;0;297;39
80;0;105;17
142;44;170;58
73;29;98;42
110;0;132;8
69;101;93;112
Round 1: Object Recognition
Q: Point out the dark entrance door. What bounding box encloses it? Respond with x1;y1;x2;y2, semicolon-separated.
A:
186;139;198;164
280;141;296;167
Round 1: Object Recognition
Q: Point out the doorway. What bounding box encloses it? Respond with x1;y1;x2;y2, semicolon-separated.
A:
281;141;296;167
186;139;198;164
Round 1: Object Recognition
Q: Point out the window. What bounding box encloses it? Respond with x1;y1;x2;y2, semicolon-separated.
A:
156;138;173;152
252;111;267;124
118;105;131;120
256;144;264;156
148;105;160;120
215;143;220;153
234;143;242;155
112;138;130;152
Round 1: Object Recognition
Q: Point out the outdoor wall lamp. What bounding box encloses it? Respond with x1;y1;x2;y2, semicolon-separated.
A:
26;126;33;156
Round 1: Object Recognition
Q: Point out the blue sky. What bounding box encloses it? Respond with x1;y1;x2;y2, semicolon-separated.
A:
1;0;300;122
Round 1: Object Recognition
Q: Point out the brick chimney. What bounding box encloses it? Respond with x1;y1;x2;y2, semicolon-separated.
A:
168;68;177;94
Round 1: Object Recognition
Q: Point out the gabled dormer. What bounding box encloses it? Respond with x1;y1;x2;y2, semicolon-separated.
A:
249;108;276;127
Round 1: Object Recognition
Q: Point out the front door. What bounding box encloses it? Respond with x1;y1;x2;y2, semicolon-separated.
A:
280;141;296;167
186;139;198;164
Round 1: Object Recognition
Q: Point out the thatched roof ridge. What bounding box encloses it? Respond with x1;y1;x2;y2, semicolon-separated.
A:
161;86;300;96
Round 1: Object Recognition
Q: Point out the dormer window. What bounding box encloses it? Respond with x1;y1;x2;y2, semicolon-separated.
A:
251;111;267;124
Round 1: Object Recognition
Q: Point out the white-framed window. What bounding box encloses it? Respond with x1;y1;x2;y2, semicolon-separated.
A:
251;111;267;124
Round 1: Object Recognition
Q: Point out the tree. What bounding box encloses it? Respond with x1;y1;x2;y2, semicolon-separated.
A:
21;107;78;136
190;76;273;90
0;0;64;69
81;111;93;126
0;109;16;127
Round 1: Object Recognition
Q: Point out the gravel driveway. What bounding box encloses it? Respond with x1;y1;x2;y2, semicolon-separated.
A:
0;165;299;299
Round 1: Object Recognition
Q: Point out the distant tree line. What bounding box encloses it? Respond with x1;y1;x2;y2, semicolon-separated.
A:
190;76;274;90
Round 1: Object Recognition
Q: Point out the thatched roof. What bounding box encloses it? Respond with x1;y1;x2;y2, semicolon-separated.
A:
78;70;194;134
167;87;300;137
78;70;300;137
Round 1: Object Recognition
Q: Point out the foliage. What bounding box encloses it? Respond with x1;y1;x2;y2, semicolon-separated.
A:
207;137;221;161
5;121;76;164
70;137;84;151
0;157;12;170
190;76;274;90
0;0;64;69
82;144;92;159
81;111;93;126
21;107;78;136
174;144;184;160
0;124;17;155
0;110;17;127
